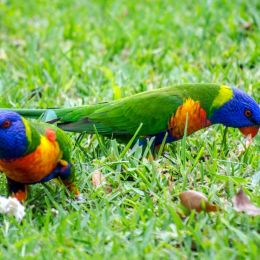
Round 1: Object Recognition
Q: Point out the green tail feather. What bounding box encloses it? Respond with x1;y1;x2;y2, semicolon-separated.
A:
3;108;48;119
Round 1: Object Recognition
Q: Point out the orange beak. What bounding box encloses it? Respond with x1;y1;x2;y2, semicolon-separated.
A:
239;126;259;138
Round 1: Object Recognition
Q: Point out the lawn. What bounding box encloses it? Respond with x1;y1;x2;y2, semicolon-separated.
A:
0;0;260;258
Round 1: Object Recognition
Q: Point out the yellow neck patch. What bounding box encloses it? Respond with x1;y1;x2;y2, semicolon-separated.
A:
21;117;32;144
211;85;233;111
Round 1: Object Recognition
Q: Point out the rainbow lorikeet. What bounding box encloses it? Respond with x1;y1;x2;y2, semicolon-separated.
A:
8;84;260;147
0;111;79;202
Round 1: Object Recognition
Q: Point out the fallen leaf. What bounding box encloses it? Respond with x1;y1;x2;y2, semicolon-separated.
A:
232;188;260;216
92;170;106;187
241;21;254;31
91;170;112;193
237;135;253;155
179;190;218;213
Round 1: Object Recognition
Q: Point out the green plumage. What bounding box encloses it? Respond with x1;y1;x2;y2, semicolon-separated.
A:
24;121;41;155
14;84;221;140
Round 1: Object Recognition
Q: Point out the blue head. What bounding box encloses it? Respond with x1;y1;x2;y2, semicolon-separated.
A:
210;87;260;137
0;111;28;159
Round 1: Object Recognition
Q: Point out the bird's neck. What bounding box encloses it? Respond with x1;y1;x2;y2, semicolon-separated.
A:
21;118;41;155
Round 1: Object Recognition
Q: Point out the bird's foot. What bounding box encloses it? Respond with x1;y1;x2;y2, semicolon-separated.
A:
12;190;28;202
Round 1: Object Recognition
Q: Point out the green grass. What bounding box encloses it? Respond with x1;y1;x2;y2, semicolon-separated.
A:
0;0;260;258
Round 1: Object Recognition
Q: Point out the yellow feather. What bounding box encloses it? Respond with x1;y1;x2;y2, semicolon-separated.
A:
211;85;233;111
21;118;32;143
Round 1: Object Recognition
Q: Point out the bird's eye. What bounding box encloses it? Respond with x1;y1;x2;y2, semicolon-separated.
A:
244;109;252;118
1;120;11;128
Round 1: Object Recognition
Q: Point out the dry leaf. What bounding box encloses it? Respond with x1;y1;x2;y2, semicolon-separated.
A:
237;135;253;155
232;189;260;216
91;170;112;193
179;190;218;213
92;170;106;187
241;22;254;31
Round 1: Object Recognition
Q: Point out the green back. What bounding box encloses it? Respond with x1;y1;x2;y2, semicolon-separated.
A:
58;84;221;136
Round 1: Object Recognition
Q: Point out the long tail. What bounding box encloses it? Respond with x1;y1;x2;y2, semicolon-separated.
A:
5;108;48;119
2;103;107;132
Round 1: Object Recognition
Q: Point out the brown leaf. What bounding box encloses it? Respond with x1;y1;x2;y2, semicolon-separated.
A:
237;135;253;155
232;189;260;216
241;22;254;31
179;190;218;213
92;170;106;187
91;170;112;193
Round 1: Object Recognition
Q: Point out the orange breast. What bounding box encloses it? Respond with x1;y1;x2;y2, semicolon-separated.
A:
168;98;211;139
0;136;62;183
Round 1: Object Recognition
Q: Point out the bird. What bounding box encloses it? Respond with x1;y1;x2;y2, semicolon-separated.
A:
7;84;260;148
0;111;79;202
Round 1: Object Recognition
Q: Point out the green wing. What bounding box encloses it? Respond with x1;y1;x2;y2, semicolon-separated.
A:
58;87;186;136
89;89;183;135
58;84;221;136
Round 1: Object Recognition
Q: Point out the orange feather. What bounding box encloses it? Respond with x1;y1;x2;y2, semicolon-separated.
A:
168;98;211;139
0;136;62;183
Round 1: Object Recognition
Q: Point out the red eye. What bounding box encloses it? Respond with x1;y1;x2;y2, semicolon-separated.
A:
244;109;252;118
1;120;11;128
